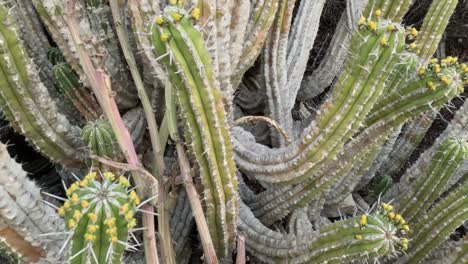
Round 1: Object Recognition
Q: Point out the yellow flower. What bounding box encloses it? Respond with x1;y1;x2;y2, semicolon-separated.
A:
374;9;382;17
192;8;201;20
127;218;137;228
394;214;402;222
87;225;98;233
358;16;366;26
129;190;141;205
125;211;135;221
402;224;410;231
360;214;367;226
58;207;65;216
71;193;79;203
106;227;117;236
172;13;182;22
387;24;395;31
155;16;164;25
103;172;115;181
64;200;71;209
110;236;118;243
160;34;170;42
119;176;130;187
80;179;88;187
409;43;416;50
367;21;377;31
66;183;78;196
388;212;396;219
121;203;130;214
84;233;95;242
355;234;363;240
411;27;418;37
68;219;76;229
105;217;116;227
88;213;98;222
81;200;89;208
73;210;82;221
418;68;426;76
85;172;97;180
434;64;441;73
440;76;451;85
380;38;388;47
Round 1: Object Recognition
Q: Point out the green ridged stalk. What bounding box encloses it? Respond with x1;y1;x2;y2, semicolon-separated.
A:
397;138;468;223
365;61;465;128
0;4;83;166
150;6;238;258
60;172;138;264
400;184;468;264
235;17;406;184
239;202;410;263
52;63;100;120
363;0;413;22
412;0;458;66
82;120;120;168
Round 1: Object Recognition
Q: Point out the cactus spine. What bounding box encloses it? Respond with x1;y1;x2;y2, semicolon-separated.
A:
150;6;238;257
59;171;138;264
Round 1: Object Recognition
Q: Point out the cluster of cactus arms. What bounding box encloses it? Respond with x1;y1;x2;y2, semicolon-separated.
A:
0;0;467;263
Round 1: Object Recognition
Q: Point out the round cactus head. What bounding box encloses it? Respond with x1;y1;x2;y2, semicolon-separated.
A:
59;171;139;264
82;120;119;159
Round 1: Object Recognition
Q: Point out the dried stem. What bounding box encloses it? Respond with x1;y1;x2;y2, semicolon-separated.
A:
176;143;219;264
235;233;246;264
109;0;175;262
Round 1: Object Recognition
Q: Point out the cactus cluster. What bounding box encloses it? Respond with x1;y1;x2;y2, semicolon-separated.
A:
0;0;466;263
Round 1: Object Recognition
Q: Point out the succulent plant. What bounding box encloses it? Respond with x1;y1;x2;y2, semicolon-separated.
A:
0;0;466;263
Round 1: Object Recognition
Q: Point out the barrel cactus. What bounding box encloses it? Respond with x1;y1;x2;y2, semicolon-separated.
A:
0;0;466;263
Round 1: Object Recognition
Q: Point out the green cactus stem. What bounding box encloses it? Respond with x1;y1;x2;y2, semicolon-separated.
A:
412;0;459;66
235;16;406;184
396;138;468;223
59;171;138;264
239;201;410;263
0;4;83;166
53;63;101;120
151;6;238;258
82;120;120;163
399;183;468;264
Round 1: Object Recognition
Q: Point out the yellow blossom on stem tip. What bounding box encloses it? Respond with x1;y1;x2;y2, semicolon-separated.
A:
360;214;367;225
368;21;377;31
358;16;366;26
88;213;98;222
374;9;382;17
71;193;79;203
81;200;89;208
191;8;201;20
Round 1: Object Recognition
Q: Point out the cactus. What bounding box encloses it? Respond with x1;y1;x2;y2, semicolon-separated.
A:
0;0;466;263
59;171;138;264
150;6;238;258
52;62;101;120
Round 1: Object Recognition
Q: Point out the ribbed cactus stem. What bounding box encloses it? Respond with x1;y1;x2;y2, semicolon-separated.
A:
82;120;120;159
239;201;409;263
413;0;458;66
235;17;406;184
60;172;138;264
397;138;468;223
399;184;468;264
365;60;465;128
52;63;100;120
0;143;64;262
151;6;238;258
0;3;83;166
363;0;413;22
